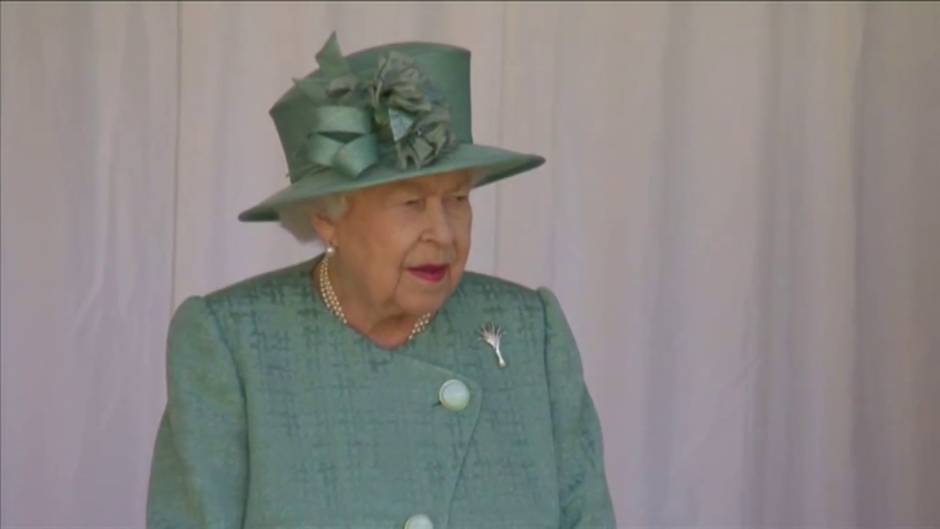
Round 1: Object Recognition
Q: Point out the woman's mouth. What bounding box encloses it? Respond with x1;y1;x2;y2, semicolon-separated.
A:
407;264;448;283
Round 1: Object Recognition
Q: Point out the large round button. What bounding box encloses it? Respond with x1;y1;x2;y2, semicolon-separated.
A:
403;513;433;529
438;379;470;412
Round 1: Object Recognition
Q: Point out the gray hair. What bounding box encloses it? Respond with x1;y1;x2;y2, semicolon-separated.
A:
277;193;350;244
276;169;486;244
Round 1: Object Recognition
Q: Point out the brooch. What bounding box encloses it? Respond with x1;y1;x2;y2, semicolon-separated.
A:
479;323;507;368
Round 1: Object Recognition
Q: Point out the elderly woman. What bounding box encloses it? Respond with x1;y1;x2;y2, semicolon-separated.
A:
146;33;615;529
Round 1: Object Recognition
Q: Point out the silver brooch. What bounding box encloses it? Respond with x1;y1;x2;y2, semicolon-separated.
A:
479;323;507;368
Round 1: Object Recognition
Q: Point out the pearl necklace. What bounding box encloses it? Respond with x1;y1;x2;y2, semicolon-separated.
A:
317;253;433;343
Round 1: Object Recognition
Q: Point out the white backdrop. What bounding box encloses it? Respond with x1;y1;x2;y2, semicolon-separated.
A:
2;2;939;528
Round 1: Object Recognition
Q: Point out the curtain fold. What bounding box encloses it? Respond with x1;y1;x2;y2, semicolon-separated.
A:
1;2;179;525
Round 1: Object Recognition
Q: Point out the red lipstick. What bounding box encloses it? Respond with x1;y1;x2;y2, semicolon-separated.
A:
407;264;447;283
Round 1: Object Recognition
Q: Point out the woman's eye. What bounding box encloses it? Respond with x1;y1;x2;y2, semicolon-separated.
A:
404;198;423;207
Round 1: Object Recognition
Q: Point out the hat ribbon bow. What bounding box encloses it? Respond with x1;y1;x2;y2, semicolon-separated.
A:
301;105;378;179
291;32;457;181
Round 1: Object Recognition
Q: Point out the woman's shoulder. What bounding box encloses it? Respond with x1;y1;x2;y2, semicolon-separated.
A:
179;260;565;321
195;258;316;310
452;271;562;318
454;270;540;303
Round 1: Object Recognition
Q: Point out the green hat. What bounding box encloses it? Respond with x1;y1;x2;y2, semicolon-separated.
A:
238;32;545;222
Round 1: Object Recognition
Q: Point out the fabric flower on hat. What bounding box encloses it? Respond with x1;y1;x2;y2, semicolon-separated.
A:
293;33;457;177
393;106;455;168
368;51;457;169
369;52;433;118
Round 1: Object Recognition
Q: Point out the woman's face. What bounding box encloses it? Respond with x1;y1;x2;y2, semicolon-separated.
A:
315;170;474;318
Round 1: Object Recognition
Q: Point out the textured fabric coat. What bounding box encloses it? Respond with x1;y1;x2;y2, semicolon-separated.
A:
146;255;616;528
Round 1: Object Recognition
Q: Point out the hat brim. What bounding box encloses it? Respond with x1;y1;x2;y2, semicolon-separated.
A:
237;143;545;222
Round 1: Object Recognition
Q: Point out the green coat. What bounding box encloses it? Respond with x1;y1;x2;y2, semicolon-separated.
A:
147;256;616;528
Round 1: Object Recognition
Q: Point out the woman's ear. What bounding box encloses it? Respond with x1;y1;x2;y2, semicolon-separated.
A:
310;211;337;247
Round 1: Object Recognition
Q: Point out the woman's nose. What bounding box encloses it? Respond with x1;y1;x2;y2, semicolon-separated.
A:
424;199;455;244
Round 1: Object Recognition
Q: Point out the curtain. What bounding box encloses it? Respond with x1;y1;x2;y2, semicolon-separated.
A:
2;2;937;527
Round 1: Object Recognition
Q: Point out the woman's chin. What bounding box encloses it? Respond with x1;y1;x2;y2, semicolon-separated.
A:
398;266;463;314
398;289;449;316
402;299;444;316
